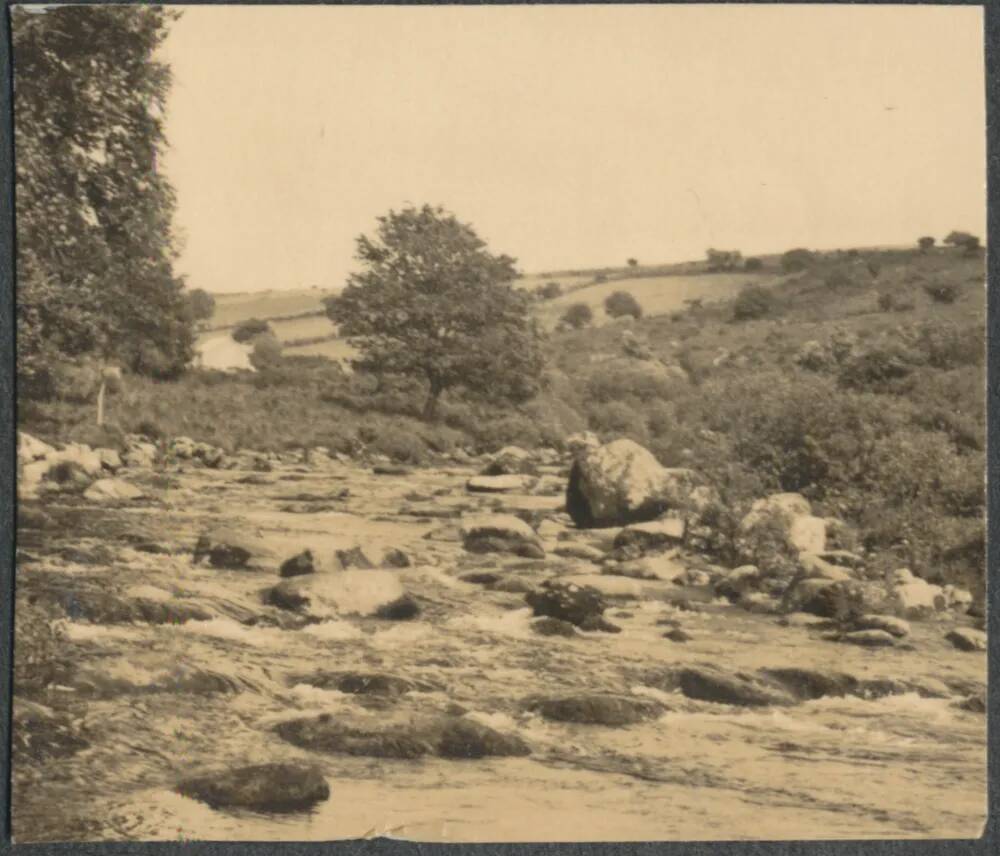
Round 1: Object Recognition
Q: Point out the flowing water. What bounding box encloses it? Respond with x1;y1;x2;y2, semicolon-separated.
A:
12;457;987;842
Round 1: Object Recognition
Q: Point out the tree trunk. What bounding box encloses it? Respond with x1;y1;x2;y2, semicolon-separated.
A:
422;381;443;422
96;379;106;426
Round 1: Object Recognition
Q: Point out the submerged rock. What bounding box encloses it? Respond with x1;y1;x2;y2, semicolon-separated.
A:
293;671;435;696
177;763;329;813
374;594;421;620
262;570;406;618
853;614;910;638
837;629;897;647
527;693;664;726
335;546;376;570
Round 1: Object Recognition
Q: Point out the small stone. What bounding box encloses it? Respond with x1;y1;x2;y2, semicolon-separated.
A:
279;550;315;578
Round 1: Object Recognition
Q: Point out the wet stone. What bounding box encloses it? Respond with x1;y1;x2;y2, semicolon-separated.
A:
531;617;579;637
279;550;315;578
176;763;330;814
374;594;421;620
527;693;664;726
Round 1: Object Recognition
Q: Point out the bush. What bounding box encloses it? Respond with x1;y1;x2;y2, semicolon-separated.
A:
780;248;816;273
249;333;283;370
838;345;915;393
594;273;609;284
944;231;980;253
923;282;959;304
732;285;775;321
744;257;763;272
918;236;935;252
232;318;273;343
561;303;593;329
586;400;649;445
536;281;562;300
604;291;642;319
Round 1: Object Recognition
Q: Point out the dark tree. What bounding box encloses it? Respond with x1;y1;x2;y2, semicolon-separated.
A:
536;281;562;300
732;285;775;321
780;248;817;273
744;257;763;272
232;318;273;343
627;258;638;269
604;291;643;320
186;288;216;322
918;236;936;252
561;303;594;329
325;205;546;420
13;5;194;395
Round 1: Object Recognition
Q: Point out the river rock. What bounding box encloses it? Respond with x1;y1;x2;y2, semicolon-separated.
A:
293;671;435;696
714;565;760;601
758;667;860;700
673;666;797;707
853;614;910;638
466;474;534;493
335;546;376;570
374;594;421;620
945;628;987;652
525;579;606;628
562;573;644;599
740;493;826;554
839;629;896;647
891;570;946;617
274;714;530;759
663;627;693;642
381;548;412;568
553;543;606;562
531;617;579;637
263;570;406;618
566;438;699;528
482;446;536;476
177;763;330;813
460;514;544;558
607;554;687;582
279;550;315;578
527;693;664;726
82;478;143;502
18;431;55;464
194;528;277;571
122;440;158;469
612;518;686;553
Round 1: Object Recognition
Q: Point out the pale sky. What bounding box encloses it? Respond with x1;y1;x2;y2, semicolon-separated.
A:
159;4;986;294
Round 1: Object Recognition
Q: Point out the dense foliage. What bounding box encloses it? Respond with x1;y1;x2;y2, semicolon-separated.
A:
14;5;194;396
325;205;546;419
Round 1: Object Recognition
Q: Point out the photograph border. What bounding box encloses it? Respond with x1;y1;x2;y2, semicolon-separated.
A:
0;0;996;854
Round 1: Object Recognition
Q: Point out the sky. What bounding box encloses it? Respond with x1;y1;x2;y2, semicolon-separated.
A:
159;4;986;294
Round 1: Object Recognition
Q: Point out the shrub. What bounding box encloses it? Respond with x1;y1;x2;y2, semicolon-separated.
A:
744;257;763;272
536;281;562;300
232;318;273;343
362;422;428;463
249;333;283;370
918;236;935;252
586;400;649;445
780;248;816;273
944;231;980;254
594;273;609;284
923;282;959;304
838;345;915;393
561;303;593;329
732;285;775;321
823;267;855;289
604;291;642;319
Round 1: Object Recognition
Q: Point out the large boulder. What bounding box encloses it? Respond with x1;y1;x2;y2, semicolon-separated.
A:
890;569;946;618
49;443;104;478
460;514;544;558
945;628;987;652
672;666;797;707
177;763;329;813
566;438;699;528
740;493;826;555
18;432;55;465
122;440;158;469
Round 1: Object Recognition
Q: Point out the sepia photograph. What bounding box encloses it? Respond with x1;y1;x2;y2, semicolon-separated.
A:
9;2;989;843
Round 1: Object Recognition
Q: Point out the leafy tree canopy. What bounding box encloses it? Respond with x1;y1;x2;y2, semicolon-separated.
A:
325;205;546;419
14;5;194;396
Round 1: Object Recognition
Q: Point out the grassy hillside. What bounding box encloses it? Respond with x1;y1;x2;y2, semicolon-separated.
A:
23;244;985;599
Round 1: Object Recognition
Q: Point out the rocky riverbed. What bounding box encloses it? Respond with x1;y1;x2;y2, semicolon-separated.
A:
12;442;987;842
